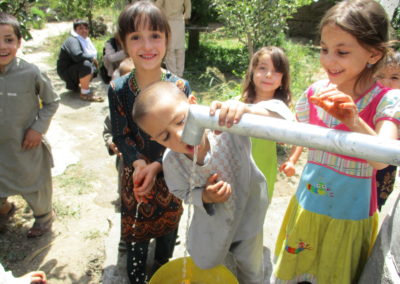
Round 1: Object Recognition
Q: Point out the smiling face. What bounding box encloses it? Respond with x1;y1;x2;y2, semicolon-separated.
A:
319;24;381;95
138;94;196;155
74;24;89;38
376;65;400;89
0;24;20;72
252;53;283;100
124;22;167;72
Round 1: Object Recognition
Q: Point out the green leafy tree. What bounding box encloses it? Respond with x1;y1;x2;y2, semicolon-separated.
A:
37;0;113;36
212;0;312;58
0;0;44;40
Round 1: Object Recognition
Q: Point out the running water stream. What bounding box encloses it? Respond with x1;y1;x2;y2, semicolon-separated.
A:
130;202;143;282
181;146;199;284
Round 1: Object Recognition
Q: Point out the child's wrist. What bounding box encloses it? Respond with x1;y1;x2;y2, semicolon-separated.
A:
132;159;146;168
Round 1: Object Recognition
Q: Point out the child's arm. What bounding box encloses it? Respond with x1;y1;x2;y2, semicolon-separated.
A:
209;99;292;128
108;85;142;167
23;68;60;150
163;150;228;215
103;115;121;156
310;86;397;169
279;146;303;177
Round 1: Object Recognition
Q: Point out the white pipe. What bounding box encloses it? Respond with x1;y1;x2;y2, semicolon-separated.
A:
182;105;400;166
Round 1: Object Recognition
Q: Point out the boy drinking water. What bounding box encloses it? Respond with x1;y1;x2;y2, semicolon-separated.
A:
132;81;292;284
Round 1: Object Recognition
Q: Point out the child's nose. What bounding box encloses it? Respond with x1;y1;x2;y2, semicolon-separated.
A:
143;38;152;49
176;128;183;140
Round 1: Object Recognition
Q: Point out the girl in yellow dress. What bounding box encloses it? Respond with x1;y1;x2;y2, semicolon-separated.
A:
272;1;400;283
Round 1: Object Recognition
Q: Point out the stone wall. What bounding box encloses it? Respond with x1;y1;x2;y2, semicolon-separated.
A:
287;0;335;40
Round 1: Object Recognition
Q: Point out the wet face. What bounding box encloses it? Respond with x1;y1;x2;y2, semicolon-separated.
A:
376;66;400;89
124;22;167;72
252;53;283;99
74;24;89;38
0;24;21;72
139;96;195;155
319;24;381;95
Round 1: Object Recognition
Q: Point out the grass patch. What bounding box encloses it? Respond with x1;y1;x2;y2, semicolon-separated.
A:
281;40;320;103
53;200;81;218
54;163;94;195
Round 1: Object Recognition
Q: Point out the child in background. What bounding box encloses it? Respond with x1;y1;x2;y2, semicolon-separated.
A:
133;81;293;284
273;1;400;283
374;50;400;210
112;57;135;80
107;2;191;283
0;13;59;238
100;33;127;84
241;46;293;200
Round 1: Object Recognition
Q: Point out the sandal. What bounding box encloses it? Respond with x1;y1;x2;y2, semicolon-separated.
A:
27;211;55;238
80;93;104;102
0;202;16;233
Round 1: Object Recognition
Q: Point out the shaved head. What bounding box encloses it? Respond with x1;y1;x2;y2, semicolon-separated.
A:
132;81;187;128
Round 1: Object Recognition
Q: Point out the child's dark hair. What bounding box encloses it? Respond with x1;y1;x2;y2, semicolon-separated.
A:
0;12;22;40
73;19;89;31
319;0;389;93
242;46;291;106
117;1;170;50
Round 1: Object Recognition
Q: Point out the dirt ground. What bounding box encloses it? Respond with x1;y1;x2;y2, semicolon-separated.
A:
2;21;397;284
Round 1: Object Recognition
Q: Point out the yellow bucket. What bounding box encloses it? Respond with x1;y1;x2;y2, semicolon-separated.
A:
149;257;238;284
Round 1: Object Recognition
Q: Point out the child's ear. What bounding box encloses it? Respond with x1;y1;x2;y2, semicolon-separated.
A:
188;95;197;105
17;39;21;49
368;49;383;65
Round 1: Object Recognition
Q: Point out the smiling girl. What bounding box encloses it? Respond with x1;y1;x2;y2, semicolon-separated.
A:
272;1;400;283
107;2;191;283
241;46;292;200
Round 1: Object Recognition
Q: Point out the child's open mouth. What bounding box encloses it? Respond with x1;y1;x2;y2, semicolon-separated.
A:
186;145;194;154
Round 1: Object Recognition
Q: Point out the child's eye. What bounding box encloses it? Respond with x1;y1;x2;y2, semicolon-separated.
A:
391;76;399;80
5;38;14;43
337;50;349;56
130;35;140;41
320;48;328;54
151;33;162;39
177;119;185;126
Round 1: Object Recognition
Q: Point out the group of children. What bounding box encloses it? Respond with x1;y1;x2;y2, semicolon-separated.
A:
0;0;400;283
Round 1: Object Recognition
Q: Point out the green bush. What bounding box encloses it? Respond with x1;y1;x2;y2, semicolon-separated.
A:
185;32;320;104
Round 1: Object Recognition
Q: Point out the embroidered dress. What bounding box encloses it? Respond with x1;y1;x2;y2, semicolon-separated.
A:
273;80;400;284
107;69;190;243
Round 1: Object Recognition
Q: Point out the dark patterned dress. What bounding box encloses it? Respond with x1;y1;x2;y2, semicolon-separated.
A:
376;165;397;211
108;69;190;243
